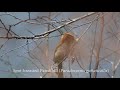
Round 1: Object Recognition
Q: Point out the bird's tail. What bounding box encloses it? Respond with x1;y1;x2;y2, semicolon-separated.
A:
58;63;63;78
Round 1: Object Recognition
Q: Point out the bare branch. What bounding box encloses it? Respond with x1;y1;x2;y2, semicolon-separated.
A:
93;13;104;78
0;12;97;40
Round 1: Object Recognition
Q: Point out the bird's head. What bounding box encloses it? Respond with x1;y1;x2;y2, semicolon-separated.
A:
60;33;76;44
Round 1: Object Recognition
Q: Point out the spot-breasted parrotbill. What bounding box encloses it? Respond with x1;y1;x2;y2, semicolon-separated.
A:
53;32;76;78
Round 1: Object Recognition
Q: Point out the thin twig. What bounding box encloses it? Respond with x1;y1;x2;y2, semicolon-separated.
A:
0;12;97;40
89;16;98;78
93;13;104;78
69;59;73;78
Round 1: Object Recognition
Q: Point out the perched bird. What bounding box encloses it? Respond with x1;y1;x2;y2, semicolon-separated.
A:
53;32;76;78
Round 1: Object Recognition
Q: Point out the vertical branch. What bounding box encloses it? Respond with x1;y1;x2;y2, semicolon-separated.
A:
93;13;104;78
46;12;51;77
89;18;98;78
69;59;72;78
0;19;19;37
46;12;51;60
0;19;12;37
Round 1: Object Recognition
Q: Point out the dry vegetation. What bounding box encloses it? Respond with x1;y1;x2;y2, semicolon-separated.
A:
0;12;120;78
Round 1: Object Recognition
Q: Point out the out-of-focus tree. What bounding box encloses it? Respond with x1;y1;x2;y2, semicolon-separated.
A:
0;12;120;78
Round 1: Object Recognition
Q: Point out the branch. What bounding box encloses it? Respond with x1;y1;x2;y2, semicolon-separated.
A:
93;13;104;78
0;12;97;40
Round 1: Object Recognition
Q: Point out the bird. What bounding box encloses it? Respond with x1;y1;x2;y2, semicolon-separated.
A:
53;32;76;78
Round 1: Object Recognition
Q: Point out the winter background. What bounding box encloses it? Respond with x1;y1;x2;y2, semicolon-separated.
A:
0;12;120;78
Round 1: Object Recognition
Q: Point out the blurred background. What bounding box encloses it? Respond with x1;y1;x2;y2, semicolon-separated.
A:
0;12;120;78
